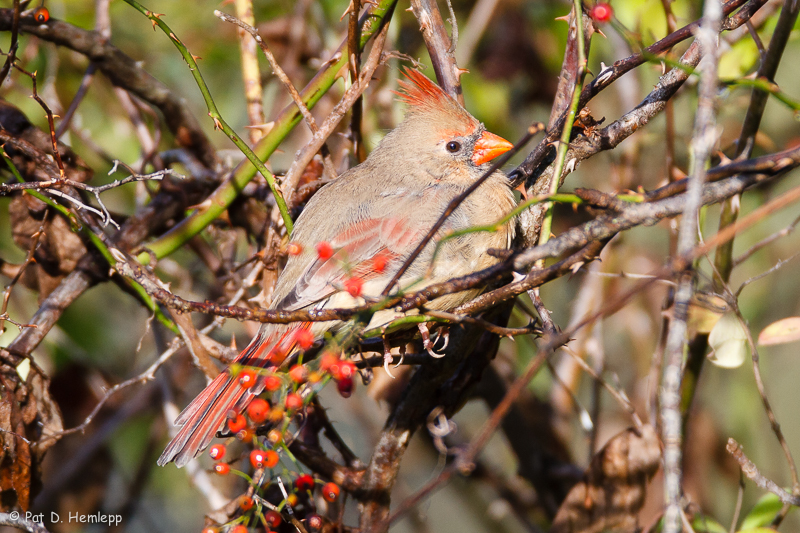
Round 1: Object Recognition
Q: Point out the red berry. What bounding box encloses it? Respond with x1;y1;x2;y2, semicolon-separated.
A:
287;242;303;255
306;514;323;531
322;482;340;502
230;526;248;533
264;449;280;468
246;398;270;423
294;328;315;350
213;462;230;475
264;510;282;528
316;241;333;260
250;449;267;469
336;376;354;398
285;393;303;411
208;444;226;460
372;254;388;273
344;277;363;298
227;413;247;433
295;473;315;492
289;364;308;384
238;369;257;388
239;495;254;511
263;374;282;392
33;7;49;23
590;2;613;23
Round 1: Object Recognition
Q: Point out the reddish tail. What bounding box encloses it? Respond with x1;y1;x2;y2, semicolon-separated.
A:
158;325;305;467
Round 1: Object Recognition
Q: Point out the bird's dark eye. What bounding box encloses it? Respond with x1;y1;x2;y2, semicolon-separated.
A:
446;141;461;153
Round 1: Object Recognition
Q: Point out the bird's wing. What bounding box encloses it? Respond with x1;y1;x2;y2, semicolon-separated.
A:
277;214;430;311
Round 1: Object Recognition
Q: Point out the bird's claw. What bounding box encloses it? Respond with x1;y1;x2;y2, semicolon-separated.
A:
419;323;446;358
394;344;405;368
434;326;450;350
382;337;396;379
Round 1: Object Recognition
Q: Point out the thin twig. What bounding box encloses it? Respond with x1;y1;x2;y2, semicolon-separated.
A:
661;3;721;530
279;19;392;200
216;10;317;134
727;438;800;505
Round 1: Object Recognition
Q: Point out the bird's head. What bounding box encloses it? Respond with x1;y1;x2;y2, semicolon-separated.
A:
376;68;513;182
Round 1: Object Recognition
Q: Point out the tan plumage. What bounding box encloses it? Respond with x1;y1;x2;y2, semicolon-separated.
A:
158;68;516;467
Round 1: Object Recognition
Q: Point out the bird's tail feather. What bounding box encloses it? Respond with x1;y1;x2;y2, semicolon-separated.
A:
157;324;304;467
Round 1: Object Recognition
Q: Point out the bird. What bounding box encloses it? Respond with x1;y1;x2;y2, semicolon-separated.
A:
158;68;516;467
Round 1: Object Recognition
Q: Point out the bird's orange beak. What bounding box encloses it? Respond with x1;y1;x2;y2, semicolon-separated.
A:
472;131;514;166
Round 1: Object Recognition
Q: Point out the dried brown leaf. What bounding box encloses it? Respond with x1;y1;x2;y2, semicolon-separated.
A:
758;316;800;346
550;425;660;533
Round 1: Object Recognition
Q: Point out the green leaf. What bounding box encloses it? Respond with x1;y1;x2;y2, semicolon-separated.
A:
692;514;728;533
740;492;786;530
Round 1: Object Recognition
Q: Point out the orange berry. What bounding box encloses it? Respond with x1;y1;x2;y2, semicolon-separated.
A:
308;371;323;383
246;398;270;423
590;2;613;23
264;449;280;468
289;364;308;384
268;407;285;423
230;526;248;533
264;510;282;528
294;328;315;350
238;369;257;388
319;352;340;372
33;6;49;23
213;462;230;475
267;428;284;445
322;482;340;502
372;254;388;273
286;494;298;507
208;444;226;460
263;374;282;392
201;527;218;533
227;413;247;433
287;242;303;255
285;393;303;411
344;277;363;298
316;241;333;260
239;495;254;511
236;428;254;443
250;449;267;469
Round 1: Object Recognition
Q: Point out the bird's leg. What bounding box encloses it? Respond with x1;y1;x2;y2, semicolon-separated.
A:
418;322;446;358
382;336;396;379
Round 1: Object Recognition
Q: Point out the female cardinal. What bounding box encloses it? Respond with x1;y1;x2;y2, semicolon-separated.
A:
158;68;516;467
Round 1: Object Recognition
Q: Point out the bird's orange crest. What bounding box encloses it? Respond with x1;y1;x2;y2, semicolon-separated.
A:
395;68;450;108
394;67;478;133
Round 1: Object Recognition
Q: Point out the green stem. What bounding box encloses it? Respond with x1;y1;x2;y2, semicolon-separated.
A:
132;0;398;262
539;0;588;247
122;0;293;233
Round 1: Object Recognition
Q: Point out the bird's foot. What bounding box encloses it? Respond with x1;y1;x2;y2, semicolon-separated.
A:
419;322;446;358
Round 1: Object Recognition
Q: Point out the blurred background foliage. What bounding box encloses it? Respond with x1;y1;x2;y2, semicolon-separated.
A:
1;0;800;532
